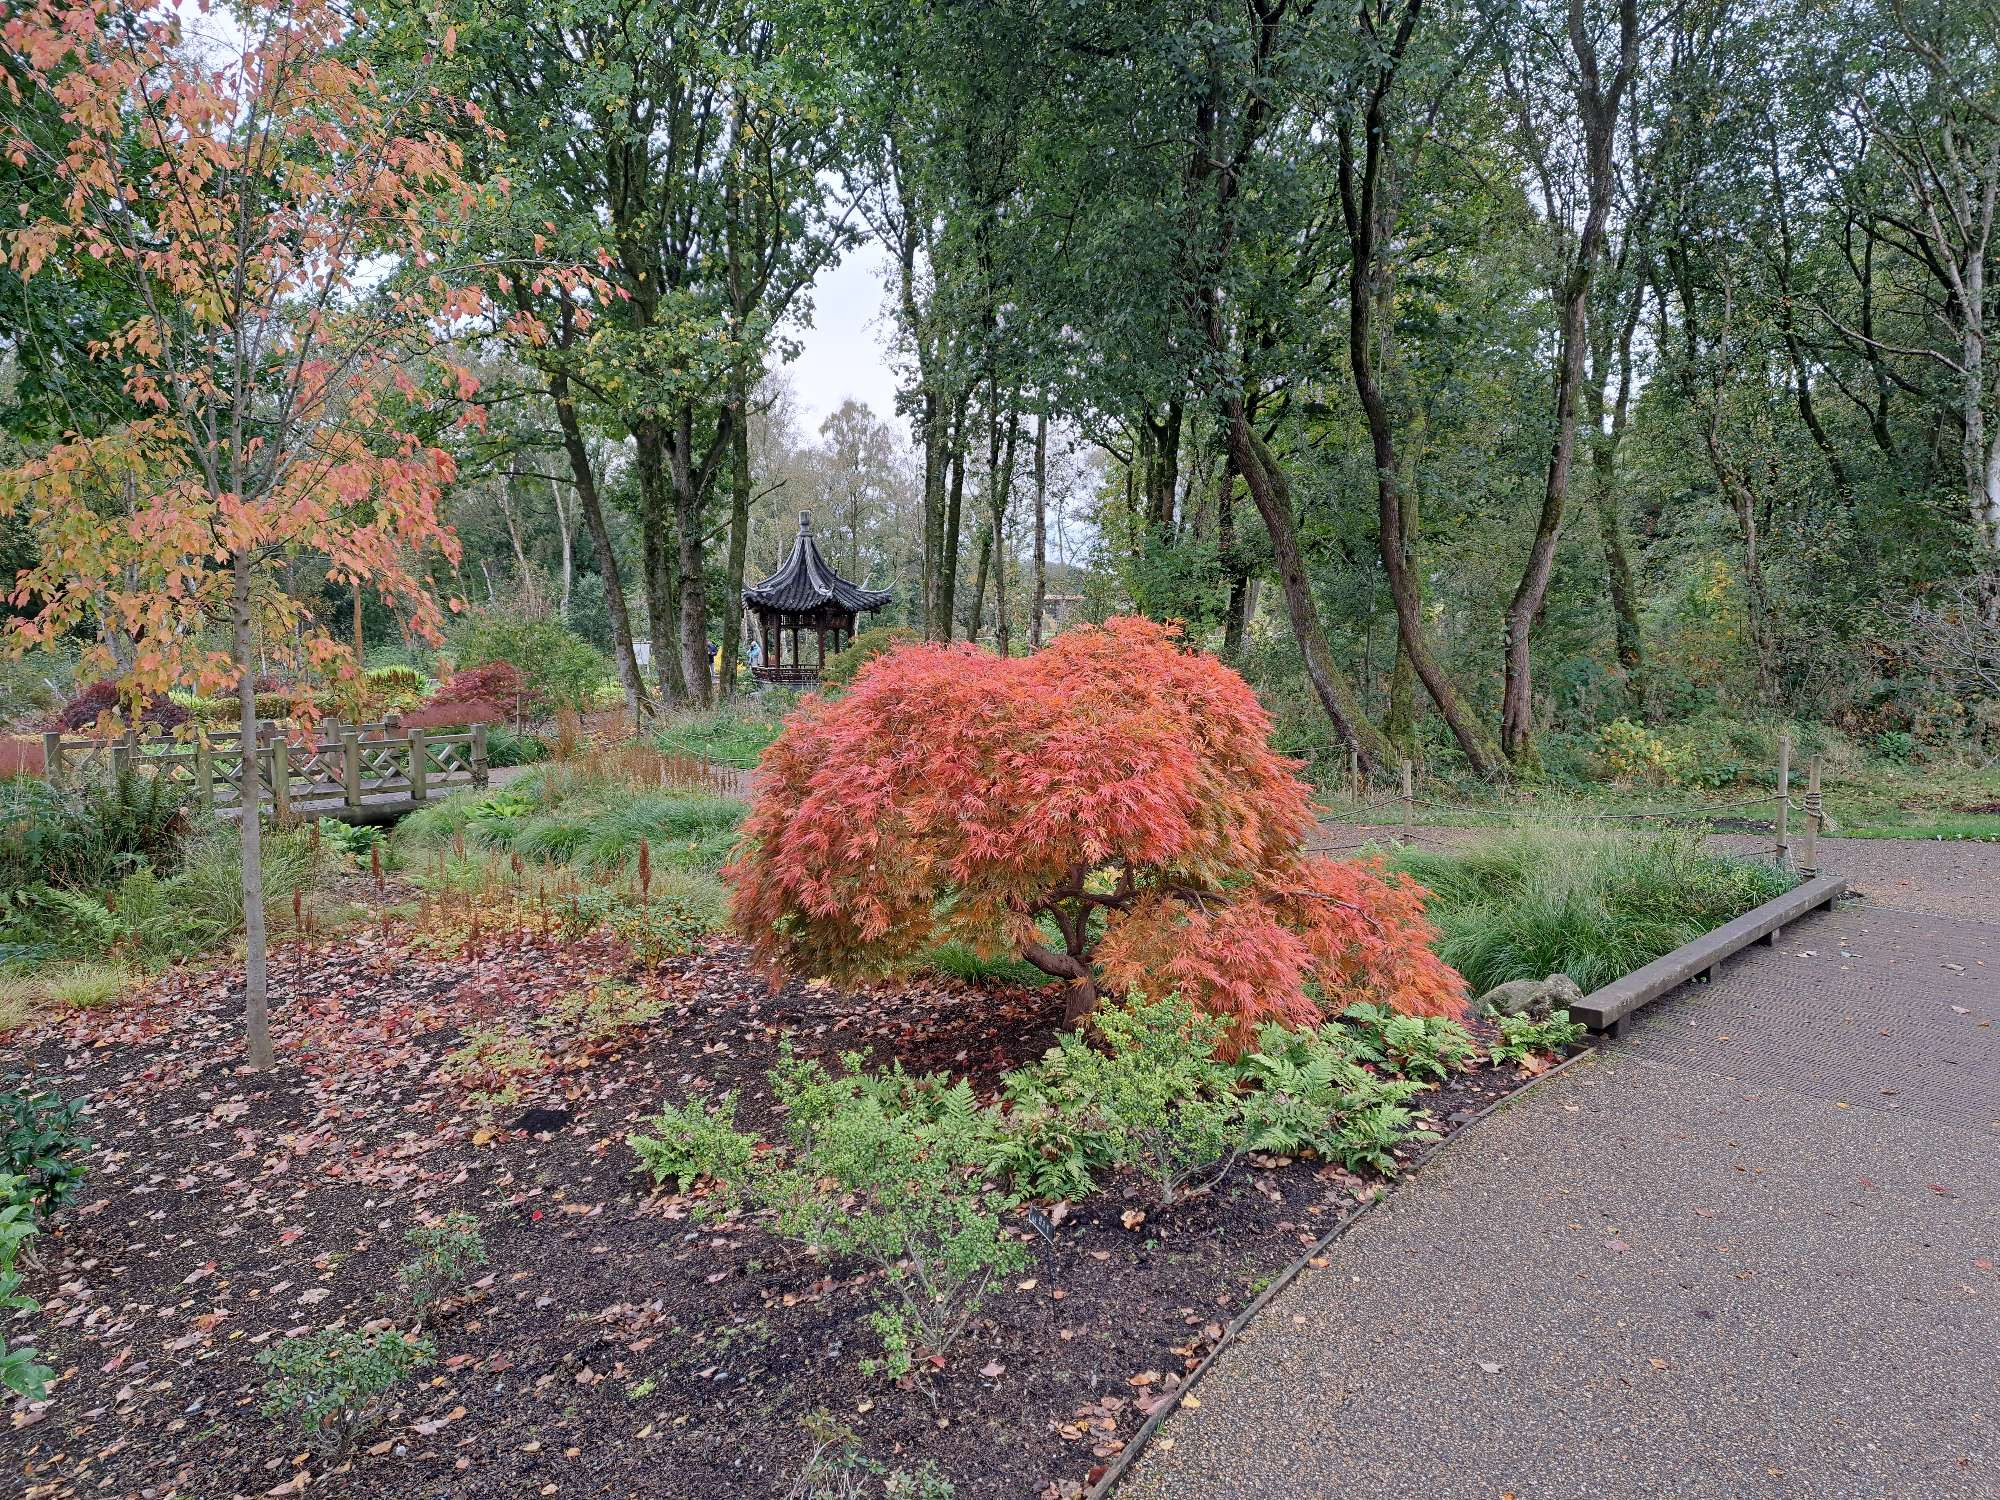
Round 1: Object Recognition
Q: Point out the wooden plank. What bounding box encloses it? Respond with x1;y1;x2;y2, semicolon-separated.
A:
1570;872;1848;1036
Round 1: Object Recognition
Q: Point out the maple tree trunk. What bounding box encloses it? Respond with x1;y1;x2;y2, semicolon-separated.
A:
234;556;273;1071
1022;939;1099;1026
1226;409;1391;774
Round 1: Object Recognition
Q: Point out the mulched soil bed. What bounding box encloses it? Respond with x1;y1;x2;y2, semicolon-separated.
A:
4;925;1568;1500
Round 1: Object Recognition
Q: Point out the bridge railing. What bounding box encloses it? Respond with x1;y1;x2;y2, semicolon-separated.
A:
40;718;488;818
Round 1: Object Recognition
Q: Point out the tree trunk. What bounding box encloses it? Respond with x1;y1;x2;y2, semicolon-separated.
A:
1227;411;1391;772
635;417;686;704
921;388;945;638
989;401;1018;656
1215;430;1252;659
552;374;652;720
1338;112;1501;777
670;407;718;710
720;368;753;697
1500;0;1635;761
966;523;991;643
938;389;970;640
234;556;272;1071
1587;285;1646;709
1030;409;1048;649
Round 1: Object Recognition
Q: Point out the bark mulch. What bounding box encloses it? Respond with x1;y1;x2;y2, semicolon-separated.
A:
4;924;1566;1500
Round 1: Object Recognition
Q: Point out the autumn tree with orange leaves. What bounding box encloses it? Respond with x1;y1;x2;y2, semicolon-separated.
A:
728;618;1466;1047
0;0;594;1067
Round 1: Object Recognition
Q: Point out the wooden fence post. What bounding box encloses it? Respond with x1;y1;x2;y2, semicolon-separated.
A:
266;725;292;824
1774;731;1792;868
195;731;215;813
1799;754;1822;877
471;723;489;790
1399;759;1415;833
342;730;362;810
1348;745;1361;802
112;728;135;781
409;728;427;803
41;731;61;785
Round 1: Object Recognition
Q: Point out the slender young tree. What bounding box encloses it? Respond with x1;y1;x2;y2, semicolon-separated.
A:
0;0;587;1067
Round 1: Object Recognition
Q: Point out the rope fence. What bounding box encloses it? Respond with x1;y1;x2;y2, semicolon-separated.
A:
1303;732;1827;876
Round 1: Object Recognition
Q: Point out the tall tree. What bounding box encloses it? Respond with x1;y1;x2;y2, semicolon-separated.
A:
1496;0;1639;759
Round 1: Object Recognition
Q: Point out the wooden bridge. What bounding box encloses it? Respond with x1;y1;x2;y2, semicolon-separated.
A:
41;718;489;824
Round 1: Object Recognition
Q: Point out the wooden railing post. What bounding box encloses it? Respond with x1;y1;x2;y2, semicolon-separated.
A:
342;730;362;809
41;731;61;785
409;727;427;803
1399;759;1415;833
1773;731;1792;868
1799;754;1823;877
112;727;135;782
265;724;292;824
195;731;215;813
471;722;489;790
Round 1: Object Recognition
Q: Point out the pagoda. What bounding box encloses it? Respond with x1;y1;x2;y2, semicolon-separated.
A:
742;512;892;685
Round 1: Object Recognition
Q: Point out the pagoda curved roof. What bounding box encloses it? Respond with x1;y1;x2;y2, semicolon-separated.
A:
743;512;892;614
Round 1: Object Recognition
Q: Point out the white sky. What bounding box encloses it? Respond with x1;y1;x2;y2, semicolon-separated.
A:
777;240;902;430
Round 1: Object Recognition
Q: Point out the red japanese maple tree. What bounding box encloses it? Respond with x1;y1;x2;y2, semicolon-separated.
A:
728;617;1466;1045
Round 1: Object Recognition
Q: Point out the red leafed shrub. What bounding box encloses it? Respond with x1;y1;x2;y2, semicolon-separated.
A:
54;680;190;734
402;698;504;730
427;662;527;724
727;616;1465;1048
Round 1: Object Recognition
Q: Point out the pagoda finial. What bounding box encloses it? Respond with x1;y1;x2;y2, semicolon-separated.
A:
799;510;813;533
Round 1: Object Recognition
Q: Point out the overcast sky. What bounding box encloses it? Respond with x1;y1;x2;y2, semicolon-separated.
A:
777;241;903;431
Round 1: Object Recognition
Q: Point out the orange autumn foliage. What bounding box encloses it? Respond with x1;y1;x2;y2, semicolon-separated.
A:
727;617;1466;1047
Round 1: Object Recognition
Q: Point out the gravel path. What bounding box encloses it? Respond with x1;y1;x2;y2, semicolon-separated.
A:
1122;839;2000;1500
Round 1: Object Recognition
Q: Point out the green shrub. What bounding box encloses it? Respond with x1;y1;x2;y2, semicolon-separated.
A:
747;1047;1026;1379
396;1212;487;1315
0;770;189;893
0;1077;91;1221
1233;1023;1435;1173
1390;826;1793;995
1336;1003;1480;1083
822;627;920;691
0;1174;52;1399
1490;1010;1587;1068
256;1326;435;1451
450;611;611;718
989;995;1241;1205
629;1092;756;1195
480;723;545;767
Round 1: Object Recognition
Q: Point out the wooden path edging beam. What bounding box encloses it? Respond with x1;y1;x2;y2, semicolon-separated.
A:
1571;871;1849;1038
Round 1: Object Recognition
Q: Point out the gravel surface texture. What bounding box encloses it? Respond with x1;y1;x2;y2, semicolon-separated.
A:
1124;839;1999;1500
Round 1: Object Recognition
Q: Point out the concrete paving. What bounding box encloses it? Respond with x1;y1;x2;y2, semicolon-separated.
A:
1121;842;2000;1500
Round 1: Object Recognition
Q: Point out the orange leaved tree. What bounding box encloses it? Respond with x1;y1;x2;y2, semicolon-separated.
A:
0;0;589;1067
728;617;1466;1045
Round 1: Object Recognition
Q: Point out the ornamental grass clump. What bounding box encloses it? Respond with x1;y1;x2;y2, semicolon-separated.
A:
1391;824;1794;995
729;617;1465;1050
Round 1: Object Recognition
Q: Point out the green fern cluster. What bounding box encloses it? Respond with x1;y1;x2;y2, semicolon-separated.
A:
1338;1002;1481;1083
628;1092;756;1194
